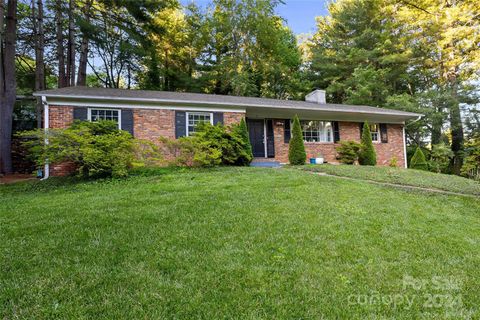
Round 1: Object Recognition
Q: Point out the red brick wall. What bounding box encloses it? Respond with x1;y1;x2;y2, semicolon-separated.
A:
133;109;176;141
50;162;76;176
49;106;74;128
224;112;245;126
273;120;405;167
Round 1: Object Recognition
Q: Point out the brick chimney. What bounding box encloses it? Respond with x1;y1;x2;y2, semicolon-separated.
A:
305;89;326;104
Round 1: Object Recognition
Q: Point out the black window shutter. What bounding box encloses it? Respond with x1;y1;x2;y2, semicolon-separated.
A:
380;123;388;143
121;109;134;135
213;112;224;125
284;119;291;143
73;107;88;120
333;121;340;142
175;111;187;138
359;122;364;140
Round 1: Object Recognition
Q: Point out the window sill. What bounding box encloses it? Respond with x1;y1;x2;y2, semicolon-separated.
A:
303;142;335;145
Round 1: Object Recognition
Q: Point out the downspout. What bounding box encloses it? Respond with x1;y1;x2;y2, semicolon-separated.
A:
402;125;407;168
41;95;49;180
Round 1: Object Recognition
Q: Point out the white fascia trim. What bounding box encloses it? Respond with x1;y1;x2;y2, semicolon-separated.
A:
46;99;246;113
36;93;421;118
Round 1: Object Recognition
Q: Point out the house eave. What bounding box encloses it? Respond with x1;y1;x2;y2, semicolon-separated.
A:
36;93;422;124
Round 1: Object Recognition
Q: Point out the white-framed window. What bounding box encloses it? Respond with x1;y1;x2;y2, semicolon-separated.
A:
88;108;121;128
186;112;213;136
370;124;380;142
299;120;333;143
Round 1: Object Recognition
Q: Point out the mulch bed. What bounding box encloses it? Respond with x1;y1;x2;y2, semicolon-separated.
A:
0;173;37;185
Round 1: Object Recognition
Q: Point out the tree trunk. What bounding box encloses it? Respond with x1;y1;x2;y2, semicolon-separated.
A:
56;0;67;88
67;0;76;86
33;0;45;128
77;0;92;86
449;82;464;175
0;0;18;174
431;105;443;145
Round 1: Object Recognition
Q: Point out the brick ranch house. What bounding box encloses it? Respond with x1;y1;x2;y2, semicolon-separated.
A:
34;87;421;176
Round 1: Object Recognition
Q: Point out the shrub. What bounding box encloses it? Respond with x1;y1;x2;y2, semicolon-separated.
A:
159;136;196;167
232;118;253;163
159;123;252;167
409;147;428;171
461;137;480;180
192;122;252;166
358;121;376;166
429;143;453;173
132;139;164;168
288;115;306;165
336;140;361;164
19;120;134;178
389;156;398;167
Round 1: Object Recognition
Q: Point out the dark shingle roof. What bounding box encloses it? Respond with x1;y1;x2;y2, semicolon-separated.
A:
34;86;422;118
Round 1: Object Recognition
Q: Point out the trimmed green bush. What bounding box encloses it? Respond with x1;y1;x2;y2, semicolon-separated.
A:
233;118;253;161
20;120;134;178
410;147;428;171
358;121;377;166
336;140;361;164
288;115;306;165
159;123;253;167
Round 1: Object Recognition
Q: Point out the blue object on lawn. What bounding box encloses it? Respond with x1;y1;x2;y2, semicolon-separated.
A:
309;158;316;164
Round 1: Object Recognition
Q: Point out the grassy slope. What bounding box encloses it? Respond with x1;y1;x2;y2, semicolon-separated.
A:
1;167;479;319
303;164;480;196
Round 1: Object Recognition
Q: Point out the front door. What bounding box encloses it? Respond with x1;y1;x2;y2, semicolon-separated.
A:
247;119;265;157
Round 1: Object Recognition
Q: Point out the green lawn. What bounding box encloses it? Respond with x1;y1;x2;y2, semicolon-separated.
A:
1;167;479;319
302;164;480;196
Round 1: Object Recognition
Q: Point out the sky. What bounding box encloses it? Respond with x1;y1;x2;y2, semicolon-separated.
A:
179;0;330;35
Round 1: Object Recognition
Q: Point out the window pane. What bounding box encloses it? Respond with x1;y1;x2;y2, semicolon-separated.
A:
370;124;379;141
299;120;333;142
188;112;211;135
90;109;119;126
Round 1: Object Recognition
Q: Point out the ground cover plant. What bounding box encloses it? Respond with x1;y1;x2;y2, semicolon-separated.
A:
303;164;480;196
1;167;479;319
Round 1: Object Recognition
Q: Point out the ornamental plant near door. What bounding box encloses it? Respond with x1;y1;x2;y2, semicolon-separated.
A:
288;115;306;165
234;118;253;161
358;121;377;166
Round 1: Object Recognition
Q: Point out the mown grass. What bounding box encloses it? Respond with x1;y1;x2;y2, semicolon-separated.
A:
1;167;479;319
302;164;480;196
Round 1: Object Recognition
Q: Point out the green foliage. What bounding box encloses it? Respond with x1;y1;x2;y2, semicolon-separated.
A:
461;137;480;180
358;122;376;166
160;123;252;167
389;157;398;168
336;140;361;165
429;143;453;173
288;115;306;165
302;164;480;196
409;147;428;171
189;123;252;167
132;139;164;168
233;118;253;160
19;121;134;178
